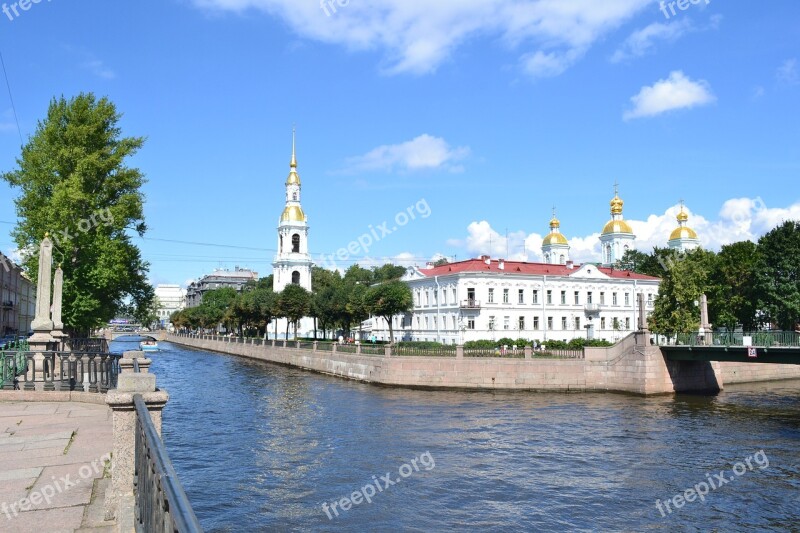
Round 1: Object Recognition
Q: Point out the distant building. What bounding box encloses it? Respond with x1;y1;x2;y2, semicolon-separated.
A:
184;267;258;308
668;204;701;252
599;186;636;266
0;252;36;337
154;284;186;327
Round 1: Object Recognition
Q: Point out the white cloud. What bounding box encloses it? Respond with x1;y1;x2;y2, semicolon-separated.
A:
777;58;798;85
189;0;652;76
610;19;691;63
447;197;800;264
623;70;715;120
83;60;116;80
343;134;469;173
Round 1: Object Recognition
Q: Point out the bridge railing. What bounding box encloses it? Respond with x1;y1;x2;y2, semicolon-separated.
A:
1;351;121;392
652;331;800;348
65;338;110;353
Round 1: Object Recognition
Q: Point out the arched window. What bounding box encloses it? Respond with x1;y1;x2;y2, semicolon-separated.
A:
605;245;612;264
292;234;300;253
292;192;298;201
559;254;565;264
292;271;301;285
280;235;284;252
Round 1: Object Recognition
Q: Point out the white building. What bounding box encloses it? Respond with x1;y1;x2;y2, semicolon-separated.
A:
367;257;660;344
154;284;186;328
668;204;701;252
541;210;570;265
272;129;314;339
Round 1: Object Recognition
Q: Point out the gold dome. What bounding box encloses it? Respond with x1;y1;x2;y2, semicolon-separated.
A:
677;209;689;222
281;205;306;223
610;195;624;215
669;226;698;241
543;232;569;246
602;220;634;235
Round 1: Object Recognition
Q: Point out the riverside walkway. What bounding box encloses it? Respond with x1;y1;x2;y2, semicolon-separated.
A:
0;400;115;533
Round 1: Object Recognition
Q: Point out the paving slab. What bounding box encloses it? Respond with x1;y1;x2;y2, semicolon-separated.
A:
0;401;114;533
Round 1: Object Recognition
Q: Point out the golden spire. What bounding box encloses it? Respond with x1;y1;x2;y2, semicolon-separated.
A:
286;126;301;186
677;199;688;222
550;206;560;230
610;181;624;216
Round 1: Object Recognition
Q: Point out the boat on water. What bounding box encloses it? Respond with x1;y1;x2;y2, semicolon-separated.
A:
139;340;159;352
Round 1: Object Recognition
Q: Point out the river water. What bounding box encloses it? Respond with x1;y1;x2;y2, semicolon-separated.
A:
112;340;800;532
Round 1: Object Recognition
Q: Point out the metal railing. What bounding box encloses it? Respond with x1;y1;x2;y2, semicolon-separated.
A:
66;338;110;353
133;394;203;533
1;351;121;391
652;331;800;348
393;345;457;357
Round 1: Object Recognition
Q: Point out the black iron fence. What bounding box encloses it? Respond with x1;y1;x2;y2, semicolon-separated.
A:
65;337;110;353
133;394;203;533
0;351;121;392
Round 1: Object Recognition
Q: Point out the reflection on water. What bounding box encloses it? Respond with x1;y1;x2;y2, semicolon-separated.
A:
112;340;800;532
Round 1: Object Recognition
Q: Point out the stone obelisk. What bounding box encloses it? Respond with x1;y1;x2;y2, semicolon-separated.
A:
51;264;67;349
29;234;55;351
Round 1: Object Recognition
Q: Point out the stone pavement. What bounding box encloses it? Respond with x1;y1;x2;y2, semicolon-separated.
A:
0;402;116;532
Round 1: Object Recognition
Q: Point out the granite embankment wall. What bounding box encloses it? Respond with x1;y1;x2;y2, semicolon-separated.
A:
166;334;800;395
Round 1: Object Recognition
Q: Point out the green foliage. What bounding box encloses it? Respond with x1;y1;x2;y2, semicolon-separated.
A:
755;221;800;330
397;341;449;349
2;93;152;335
365;280;413;343
709;241;759;331
649;248;716;334
278;283;311;337
464;339;497;349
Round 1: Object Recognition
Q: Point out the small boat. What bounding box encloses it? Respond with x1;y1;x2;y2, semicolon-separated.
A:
139;340;159;352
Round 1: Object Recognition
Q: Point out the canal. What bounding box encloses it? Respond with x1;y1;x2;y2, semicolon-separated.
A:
112;340;800;531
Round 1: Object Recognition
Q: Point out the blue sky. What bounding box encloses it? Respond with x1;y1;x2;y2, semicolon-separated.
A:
1;0;798;286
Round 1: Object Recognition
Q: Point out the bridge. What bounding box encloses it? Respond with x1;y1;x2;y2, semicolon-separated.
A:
104;329;167;341
658;331;800;365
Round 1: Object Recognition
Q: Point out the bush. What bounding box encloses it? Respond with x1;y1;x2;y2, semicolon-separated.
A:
464;339;497;349
396;341;450;349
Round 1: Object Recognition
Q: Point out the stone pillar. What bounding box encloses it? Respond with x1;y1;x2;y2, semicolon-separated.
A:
456;345;464;359
29;235;54;350
384;345;392;357
50;265;67;350
637;293;648;332
700;294;712;344
104;362;169;522
524;345;532;359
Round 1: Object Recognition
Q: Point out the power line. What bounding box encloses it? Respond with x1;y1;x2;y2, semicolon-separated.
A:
0;50;24;147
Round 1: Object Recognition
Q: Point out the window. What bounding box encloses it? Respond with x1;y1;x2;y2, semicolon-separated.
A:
648;293;653;306
574;291;580;305
533;290;539;304
546;290;552;304
433;316;437;328
467;318;475;330
625;317;631;330
424;316;429;329
503;289;509;304
452;288;457;304
547;316;553;330
518;289;525;304
425;292;430;306
291;271;300;285
612;292;618;306
533;316;540;330
292;234;300;253
574;317;581;330
600;292;605;305
434;290;438;305
601;317;606;329
503;316;510;330
587;292;593;304
467;288;476;305
518;316;525;330
560;291;566;305
625;293;630;306
488;288;495;303
488;316;496;330
561;317;568;330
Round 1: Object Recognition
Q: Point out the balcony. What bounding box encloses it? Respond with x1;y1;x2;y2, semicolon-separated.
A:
1;300;13;309
584;303;601;315
460;300;481;310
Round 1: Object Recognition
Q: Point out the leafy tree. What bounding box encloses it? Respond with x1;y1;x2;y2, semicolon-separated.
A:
199;287;237;330
278;284;311;339
709;241;759;331
755;221;800;330
311;267;341;338
2;93;152;335
649;249;716;334
365;280;412;344
433;258;450;267
347;282;370;338
372;264;407;282
343;264;374;286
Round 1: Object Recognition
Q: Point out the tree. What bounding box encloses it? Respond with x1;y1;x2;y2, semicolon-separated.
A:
277;284;311;339
709;241;759;331
311;267;341;339
2;93;152;335
649;249;716;334
200;288;237;331
365;281;413;344
755;221;800;330
372;264;407;282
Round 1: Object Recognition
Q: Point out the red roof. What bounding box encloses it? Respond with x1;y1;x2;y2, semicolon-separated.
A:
420;258;660;281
